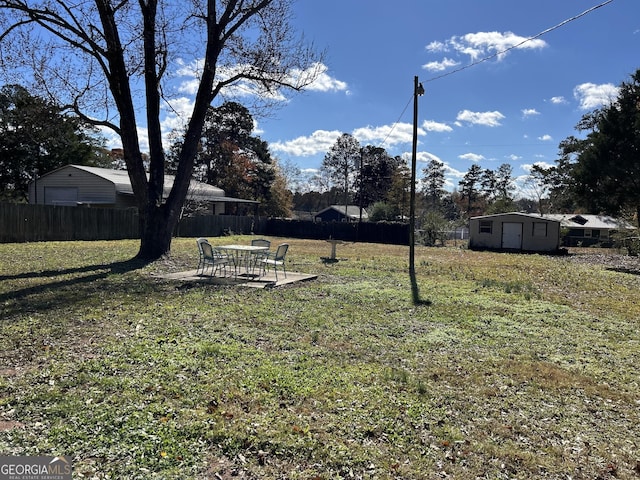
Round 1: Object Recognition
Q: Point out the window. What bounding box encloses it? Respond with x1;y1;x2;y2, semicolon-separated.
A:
479;220;492;234
533;222;547;237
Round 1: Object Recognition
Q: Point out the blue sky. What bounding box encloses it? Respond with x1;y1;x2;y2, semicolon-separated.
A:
95;0;637;195
252;0;639;193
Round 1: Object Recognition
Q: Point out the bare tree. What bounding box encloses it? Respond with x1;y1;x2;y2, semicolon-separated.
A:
0;0;322;260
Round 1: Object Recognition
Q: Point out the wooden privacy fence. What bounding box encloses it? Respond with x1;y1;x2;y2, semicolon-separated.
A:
1;204;409;245
0;203;140;243
0;204;265;243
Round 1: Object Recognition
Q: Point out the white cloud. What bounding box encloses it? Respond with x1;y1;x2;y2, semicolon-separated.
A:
442;163;466;182
456;109;505;127
136;127;150;152
459;152;485;162
422;57;460;72
174;59;347;101
175;58;203;95
521;161;554;173
549;96;567;104
428;31;547;66
422;120;453;132
162;96;194;131
416;151;443;164
270;130;341;156
573;82;619;110
426;41;446;53
522;108;540;117
271;123;423;159
460;31;546;60
538;134;553;141
299;63;349;93
252;119;264;135
98;126;123;150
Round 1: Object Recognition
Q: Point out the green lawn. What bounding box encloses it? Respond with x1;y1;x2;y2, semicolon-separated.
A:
1;237;639;479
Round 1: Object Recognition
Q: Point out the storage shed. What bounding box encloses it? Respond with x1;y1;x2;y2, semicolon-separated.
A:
469;212;561;252
28;164;257;214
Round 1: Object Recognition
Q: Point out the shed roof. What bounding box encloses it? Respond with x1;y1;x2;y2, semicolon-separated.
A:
470;212;559;223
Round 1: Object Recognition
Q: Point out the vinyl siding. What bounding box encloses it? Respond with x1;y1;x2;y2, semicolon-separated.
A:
469;213;560;252
31;166;117;205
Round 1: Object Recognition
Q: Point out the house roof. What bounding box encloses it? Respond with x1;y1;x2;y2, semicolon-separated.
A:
544;214;635;230
40;165;257;204
315;205;369;219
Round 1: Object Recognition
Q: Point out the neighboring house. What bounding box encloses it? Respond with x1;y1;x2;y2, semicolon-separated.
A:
314;205;368;222
544;213;635;246
469;212;561;252
28;164;257;214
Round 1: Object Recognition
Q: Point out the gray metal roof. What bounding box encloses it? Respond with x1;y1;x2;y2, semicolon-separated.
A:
544;214;634;230
470;212;559;223
65;165;257;204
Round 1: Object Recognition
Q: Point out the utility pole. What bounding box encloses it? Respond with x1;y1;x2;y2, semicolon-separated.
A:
409;76;424;290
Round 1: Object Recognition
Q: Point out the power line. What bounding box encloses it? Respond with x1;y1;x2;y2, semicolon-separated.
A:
424;0;615;83
379;93;414;150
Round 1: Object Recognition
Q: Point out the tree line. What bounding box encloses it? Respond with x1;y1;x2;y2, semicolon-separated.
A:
304;131;520;227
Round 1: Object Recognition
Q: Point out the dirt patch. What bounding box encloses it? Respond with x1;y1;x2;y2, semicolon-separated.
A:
0;420;24;431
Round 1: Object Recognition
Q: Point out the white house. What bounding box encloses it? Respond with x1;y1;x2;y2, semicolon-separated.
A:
544;214;635;246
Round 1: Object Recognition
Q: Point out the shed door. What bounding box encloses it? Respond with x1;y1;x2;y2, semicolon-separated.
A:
44;187;78;205
502;222;523;249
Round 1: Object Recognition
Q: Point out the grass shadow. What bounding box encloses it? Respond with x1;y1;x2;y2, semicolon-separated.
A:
410;270;432;306
607;266;640;276
0;258;149;282
0;258;150;319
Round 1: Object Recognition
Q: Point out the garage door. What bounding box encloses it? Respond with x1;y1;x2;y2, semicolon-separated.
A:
44;187;78;205
502;222;523;249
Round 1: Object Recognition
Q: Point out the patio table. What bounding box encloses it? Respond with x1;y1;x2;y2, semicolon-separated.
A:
218;244;269;277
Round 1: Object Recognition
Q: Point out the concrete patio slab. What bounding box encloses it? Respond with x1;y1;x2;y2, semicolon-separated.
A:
155;269;317;288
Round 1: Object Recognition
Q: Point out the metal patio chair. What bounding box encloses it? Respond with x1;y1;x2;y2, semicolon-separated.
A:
197;238;234;277
260;243;289;281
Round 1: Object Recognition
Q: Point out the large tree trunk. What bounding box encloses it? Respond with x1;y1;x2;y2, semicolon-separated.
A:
137;204;180;260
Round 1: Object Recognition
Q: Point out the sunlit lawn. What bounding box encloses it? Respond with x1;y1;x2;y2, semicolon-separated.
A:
1;237;639;479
